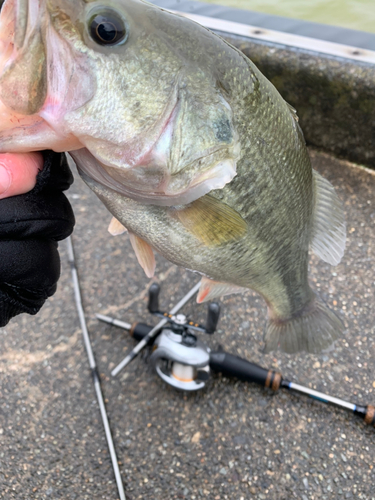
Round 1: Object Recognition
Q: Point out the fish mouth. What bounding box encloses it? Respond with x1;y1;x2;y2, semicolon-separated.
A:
5;0;43;46
0;0;47;116
0;0;37;61
12;0;28;48
0;0;94;151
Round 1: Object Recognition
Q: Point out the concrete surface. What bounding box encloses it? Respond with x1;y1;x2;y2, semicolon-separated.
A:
0;150;374;500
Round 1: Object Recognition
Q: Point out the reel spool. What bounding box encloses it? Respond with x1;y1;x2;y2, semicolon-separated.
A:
150;325;210;390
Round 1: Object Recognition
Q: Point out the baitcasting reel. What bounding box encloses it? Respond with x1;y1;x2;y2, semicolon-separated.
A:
138;283;219;391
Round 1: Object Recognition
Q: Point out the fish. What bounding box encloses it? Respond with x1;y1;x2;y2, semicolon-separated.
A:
0;0;346;353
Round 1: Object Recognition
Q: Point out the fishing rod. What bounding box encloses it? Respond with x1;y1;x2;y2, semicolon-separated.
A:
98;283;375;428
209;352;375;427
67;237;127;500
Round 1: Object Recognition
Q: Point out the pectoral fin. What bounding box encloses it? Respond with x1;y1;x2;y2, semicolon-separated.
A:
129;233;156;278
176;195;247;247
108;217;127;236
197;276;247;303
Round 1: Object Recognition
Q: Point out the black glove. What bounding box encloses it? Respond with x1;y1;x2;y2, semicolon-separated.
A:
0;151;75;327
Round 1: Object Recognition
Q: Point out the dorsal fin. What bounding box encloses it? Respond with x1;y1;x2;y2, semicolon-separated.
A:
197;276;246;303
310;170;346;266
286;102;299;122
285;101;306;144
108;216;127;236
175;195;247;247
128;233;156;278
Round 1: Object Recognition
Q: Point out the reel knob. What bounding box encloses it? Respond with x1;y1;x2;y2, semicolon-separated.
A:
148;283;160;313
205;302;220;334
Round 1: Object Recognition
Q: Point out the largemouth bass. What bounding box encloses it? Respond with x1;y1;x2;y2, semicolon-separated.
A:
0;0;346;353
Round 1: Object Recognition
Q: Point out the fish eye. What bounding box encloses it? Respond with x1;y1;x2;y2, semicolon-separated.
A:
89;10;127;46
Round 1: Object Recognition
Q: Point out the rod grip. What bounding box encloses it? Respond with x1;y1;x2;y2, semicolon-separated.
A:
364;405;375;427
209;351;282;390
129;322;155;344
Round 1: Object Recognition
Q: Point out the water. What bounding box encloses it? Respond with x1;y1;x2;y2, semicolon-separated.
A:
199;0;375;34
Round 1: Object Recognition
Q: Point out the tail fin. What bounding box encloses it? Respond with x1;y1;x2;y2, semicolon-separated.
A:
263;295;344;354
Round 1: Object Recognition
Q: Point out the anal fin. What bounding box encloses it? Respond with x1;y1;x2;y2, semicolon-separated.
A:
310;170;346;266
197;276;246;303
176;195;247;247
108;217;127;236
129;232;156;278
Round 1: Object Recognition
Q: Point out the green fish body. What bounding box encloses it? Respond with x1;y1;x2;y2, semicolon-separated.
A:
0;0;346;352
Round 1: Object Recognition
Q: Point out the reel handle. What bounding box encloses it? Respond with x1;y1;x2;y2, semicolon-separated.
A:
205;302;220;334
148;283;160;313
130;322;154;343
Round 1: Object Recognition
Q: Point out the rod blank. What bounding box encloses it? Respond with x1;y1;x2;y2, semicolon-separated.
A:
67;237;126;500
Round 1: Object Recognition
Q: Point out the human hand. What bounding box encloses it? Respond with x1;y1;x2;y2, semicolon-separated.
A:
0;151;75;327
0;152;43;199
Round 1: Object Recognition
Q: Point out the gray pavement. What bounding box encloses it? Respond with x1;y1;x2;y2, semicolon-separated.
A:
1;150;374;500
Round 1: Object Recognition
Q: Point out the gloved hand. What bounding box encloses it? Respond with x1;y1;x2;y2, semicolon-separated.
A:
0;151;75;327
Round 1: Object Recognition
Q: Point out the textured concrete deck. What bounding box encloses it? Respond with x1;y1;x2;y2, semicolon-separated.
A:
1;150;374;500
